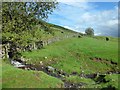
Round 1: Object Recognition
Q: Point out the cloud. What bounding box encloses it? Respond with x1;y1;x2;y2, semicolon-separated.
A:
58;1;97;11
48;2;118;37
63;26;74;30
95;33;102;36
73;5;118;37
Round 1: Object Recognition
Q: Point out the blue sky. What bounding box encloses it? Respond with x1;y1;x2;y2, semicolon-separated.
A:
47;1;118;37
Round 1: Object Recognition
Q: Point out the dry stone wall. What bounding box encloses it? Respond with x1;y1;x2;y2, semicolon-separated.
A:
1;34;79;59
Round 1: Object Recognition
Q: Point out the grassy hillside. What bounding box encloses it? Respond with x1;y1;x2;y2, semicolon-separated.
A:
2;21;79;88
22;37;118;70
2;21;119;89
2;61;63;88
21;36;119;88
34;20;80;41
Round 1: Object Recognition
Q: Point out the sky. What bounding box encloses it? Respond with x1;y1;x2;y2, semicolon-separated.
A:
47;1;119;37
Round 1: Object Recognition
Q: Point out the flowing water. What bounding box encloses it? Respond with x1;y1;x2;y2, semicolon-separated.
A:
11;59;120;89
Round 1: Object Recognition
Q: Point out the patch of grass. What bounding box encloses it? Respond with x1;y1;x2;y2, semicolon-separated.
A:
2;61;64;88
104;74;119;88
93;36;118;42
22;37;118;74
85;74;119;89
65;75;95;85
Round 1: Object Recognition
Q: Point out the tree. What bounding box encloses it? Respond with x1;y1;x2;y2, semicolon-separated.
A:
2;1;58;43
2;1;58;58
2;2;58;34
85;27;94;36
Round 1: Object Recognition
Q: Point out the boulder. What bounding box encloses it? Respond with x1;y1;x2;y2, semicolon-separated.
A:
46;66;55;72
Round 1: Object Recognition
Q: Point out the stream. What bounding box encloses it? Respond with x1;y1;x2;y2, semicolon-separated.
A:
11;59;120;89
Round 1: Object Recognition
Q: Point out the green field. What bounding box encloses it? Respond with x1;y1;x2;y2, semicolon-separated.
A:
2;35;119;89
22;37;118;74
2;2;119;89
2;61;63;88
2;15;119;89
19;36;119;88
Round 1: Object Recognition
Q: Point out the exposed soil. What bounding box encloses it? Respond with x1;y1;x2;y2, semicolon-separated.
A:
89;57;118;66
90;57;119;72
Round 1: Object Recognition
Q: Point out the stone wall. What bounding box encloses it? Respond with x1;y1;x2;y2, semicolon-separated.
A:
1;33;79;59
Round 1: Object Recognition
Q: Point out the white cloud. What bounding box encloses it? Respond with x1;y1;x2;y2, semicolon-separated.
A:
74;5;118;36
49;2;118;37
103;20;118;27
95;33;102;36
63;26;74;30
60;1;97;11
64;25;85;33
64;2;91;10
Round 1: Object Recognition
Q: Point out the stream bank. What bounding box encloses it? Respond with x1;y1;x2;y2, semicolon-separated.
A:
11;59;120;89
